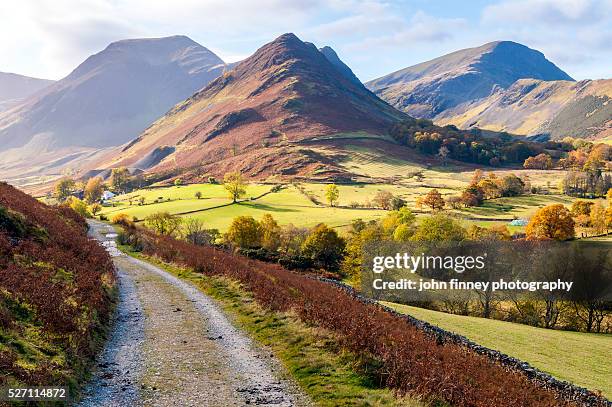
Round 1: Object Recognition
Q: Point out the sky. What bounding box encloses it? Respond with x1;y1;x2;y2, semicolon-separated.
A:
0;0;610;82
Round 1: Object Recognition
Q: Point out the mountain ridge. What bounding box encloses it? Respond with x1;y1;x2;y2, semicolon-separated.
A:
95;33;407;180
0;35;227;183
0;72;54;112
366;41;574;119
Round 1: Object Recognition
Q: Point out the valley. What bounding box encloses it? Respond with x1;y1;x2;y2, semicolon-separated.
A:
1;10;610;407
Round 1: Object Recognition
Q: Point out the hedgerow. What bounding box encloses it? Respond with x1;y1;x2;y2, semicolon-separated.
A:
0;182;115;390
125;225;588;407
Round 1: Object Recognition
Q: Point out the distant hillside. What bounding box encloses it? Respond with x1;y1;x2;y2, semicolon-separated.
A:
435;79;612;140
0;36;226;182
0;72;54;112
97;33;407;180
367;41;573;119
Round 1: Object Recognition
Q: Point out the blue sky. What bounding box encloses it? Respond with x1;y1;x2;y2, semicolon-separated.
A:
0;0;610;81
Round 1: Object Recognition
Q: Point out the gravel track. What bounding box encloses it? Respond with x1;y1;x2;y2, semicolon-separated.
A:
81;221;308;406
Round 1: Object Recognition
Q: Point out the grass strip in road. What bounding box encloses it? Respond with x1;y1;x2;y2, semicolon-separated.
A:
119;246;424;407
383;302;612;399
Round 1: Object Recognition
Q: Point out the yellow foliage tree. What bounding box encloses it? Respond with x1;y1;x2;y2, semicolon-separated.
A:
226;216;261;248
325;184;340;207
526;204;574;240
223;172;247;203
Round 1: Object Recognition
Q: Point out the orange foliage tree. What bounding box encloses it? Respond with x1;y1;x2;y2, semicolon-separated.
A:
526;204;575;240
421;189;445;211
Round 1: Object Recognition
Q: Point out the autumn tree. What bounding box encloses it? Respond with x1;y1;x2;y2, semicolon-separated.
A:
526;204;575;240
301;223;346;271
260;213;281;251
144;212;182;236
438;145;450;166
84;177;105;203
411;214;466;242
571;200;594;217
64;196;91;218
226;216;261;248
54;178;76;202
373;190;394;210
182;218;218;246
90;203;102;216
523;153;553;170
467;224;511;241
195;191;202;199
223;172;247;203
446;195;462;209
278;224;309;256
590;203;607;235
499;175;525;196
421;189;445;211
325;184;340;207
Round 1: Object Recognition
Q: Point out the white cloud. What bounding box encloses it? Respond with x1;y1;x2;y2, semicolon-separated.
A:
346;11;467;51
482;0;610;25
0;0;609;81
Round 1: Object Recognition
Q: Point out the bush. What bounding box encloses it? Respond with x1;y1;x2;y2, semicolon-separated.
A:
0;182;114;391
111;213;133;227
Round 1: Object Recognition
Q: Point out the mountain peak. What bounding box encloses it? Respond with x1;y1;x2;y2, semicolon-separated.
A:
367;40;573;118
319;46;362;85
0;35;227;159
103;33;406;178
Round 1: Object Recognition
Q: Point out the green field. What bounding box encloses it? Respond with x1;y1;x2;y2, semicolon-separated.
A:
99;175;589;233
382;302;612;397
101;184;388;231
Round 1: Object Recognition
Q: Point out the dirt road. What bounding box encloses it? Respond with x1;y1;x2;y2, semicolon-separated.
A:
79;221;308;406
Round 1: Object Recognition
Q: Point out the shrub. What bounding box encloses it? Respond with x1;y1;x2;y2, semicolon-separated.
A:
112;213;133;227
65;196;91;218
0;182;114;390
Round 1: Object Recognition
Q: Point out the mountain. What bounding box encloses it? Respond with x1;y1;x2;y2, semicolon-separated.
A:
0;35;226;183
367;41;573;119
97;33;406;179
435;78;612;140
319;46;362;85
0;72;54;112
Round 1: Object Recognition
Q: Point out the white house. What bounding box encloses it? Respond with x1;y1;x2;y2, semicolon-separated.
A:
101;191;116;201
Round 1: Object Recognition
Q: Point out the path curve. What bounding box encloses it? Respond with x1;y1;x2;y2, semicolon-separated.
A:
80;221;308;406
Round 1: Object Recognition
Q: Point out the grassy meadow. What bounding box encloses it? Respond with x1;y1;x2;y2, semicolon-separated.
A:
98;175;588;234
383;302;612;398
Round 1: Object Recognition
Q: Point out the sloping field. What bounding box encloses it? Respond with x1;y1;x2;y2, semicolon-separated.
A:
383;302;612;398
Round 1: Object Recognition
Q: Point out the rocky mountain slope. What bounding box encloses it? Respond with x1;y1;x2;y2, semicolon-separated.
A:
435;78;612;140
0;72;54;112
366;41;573;119
97;33;406;179
0;36;226;183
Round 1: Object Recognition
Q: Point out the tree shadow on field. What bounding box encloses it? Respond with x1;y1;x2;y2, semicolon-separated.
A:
239;202;299;213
